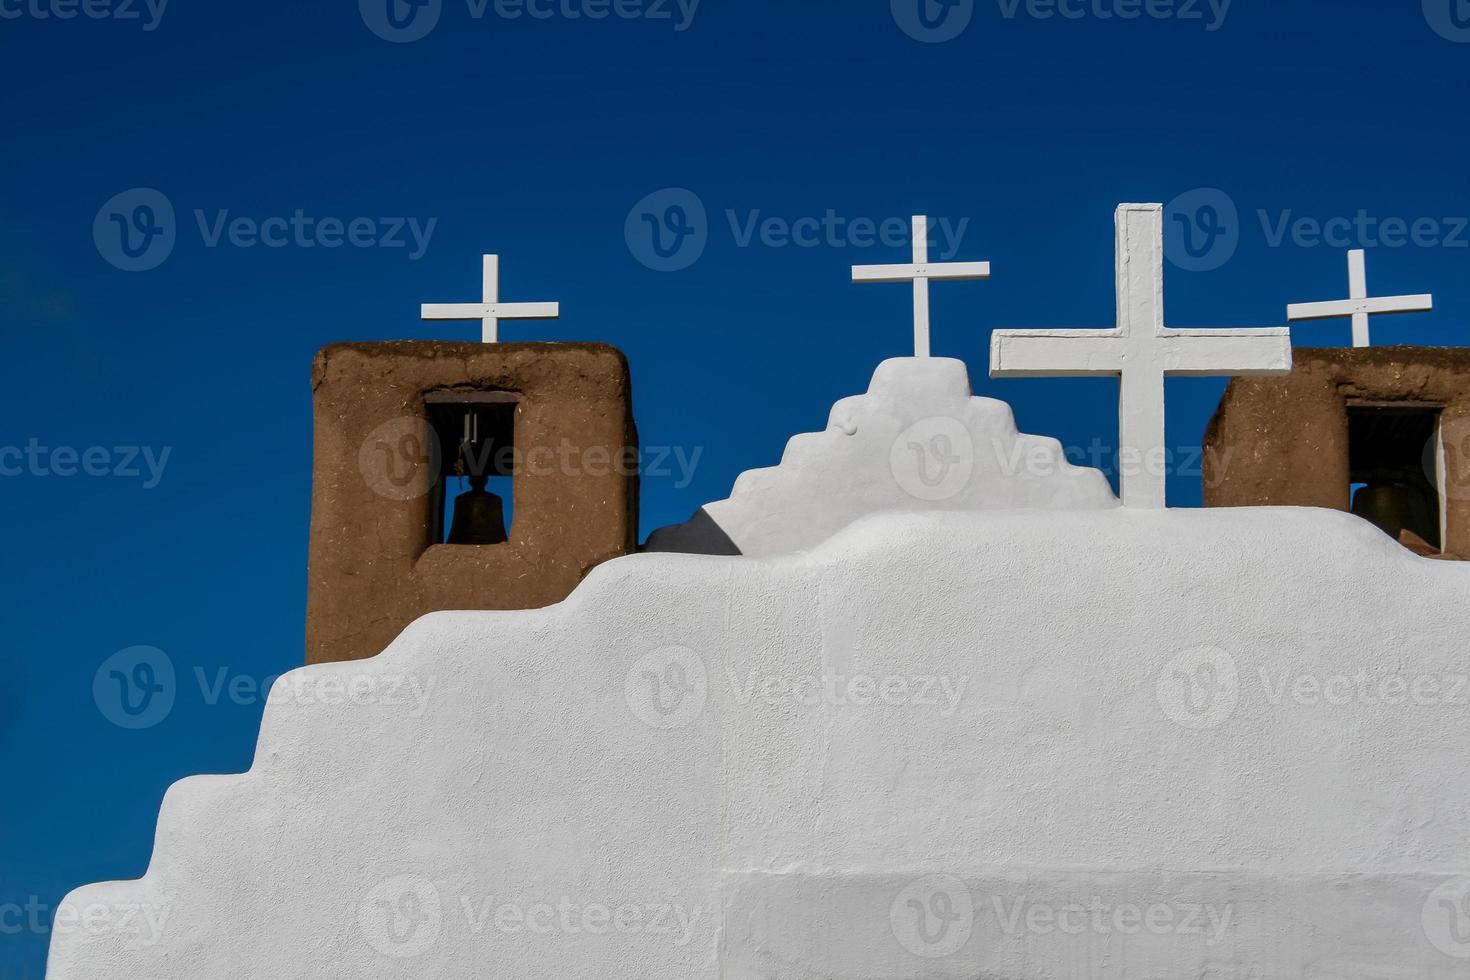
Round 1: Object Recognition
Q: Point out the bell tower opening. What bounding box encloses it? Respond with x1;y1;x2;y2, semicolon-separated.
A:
426;391;518;546
1347;400;1443;555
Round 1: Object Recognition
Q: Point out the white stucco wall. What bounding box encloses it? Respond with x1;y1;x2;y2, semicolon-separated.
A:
48;505;1470;979
644;356;1117;555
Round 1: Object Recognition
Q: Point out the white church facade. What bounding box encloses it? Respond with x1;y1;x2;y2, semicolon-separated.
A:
46;205;1470;979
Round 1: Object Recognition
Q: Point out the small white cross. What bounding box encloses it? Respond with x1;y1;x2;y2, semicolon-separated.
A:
852;215;990;358
421;254;560;343
990;203;1293;509
1287;249;1433;348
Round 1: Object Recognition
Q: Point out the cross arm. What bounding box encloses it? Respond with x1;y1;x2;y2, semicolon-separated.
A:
1287;295;1434;321
852;262;991;283
1158;328;1293;376
421;302;561;319
989;329;1125;377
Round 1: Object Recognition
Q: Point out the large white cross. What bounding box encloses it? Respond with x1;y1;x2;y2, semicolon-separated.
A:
1287;249;1433;348
421;254;560;343
852;215;990;358
990;203;1293;509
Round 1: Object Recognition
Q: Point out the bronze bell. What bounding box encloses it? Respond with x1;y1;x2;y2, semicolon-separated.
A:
447;475;508;546
1352;476;1437;547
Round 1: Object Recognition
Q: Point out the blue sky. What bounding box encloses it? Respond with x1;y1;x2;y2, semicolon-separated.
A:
3;0;1469;972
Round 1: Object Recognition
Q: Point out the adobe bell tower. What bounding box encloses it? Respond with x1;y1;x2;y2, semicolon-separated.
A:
305;254;639;664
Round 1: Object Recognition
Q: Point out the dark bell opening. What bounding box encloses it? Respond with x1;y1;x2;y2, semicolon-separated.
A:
447;475;507;546
425;392;518;546
1347;403;1442;554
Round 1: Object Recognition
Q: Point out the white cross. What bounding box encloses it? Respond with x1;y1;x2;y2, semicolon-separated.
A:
1287;249;1432;348
990;203;1293;509
852;215;990;358
421;254;560;343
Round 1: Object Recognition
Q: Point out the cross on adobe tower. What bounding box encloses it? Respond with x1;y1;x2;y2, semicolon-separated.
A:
1287;249;1433;348
421;254;560;343
990;203;1293;509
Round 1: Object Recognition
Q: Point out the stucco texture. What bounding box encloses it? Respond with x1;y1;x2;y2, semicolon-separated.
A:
48;505;1470;978
645;357;1118;556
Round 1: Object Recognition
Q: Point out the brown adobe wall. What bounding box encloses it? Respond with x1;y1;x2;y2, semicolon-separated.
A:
306;342;638;664
1204;346;1470;559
